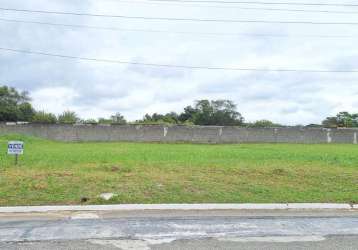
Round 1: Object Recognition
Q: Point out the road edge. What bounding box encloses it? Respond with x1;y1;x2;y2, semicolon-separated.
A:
0;203;356;213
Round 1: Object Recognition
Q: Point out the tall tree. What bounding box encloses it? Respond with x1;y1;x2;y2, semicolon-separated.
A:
178;106;197;123
188;100;244;126
322;112;358;128
0;86;34;122
111;113;127;124
18;102;36;121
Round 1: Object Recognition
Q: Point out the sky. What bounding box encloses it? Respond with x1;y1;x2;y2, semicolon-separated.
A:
0;0;358;125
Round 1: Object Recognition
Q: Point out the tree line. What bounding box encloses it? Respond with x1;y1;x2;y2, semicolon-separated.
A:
1;86;357;128
322;112;358;128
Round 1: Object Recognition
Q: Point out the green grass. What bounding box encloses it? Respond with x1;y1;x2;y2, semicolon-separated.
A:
0;134;357;206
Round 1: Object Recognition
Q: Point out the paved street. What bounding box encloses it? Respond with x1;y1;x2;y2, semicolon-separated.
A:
1;236;358;250
1;210;357;249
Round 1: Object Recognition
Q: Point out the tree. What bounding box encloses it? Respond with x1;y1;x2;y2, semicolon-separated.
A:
98;118;112;124
58;111;79;124
136;100;244;126
336;112;356;127
353;114;358;127
178;106;197;123
32;111;57;124
248;120;281;128
211;100;244;126
111;113;127;124
18;102;36;122
138;112;179;125
161;112;179;124
186;100;244;126
191;100;213;125
82;119;98;124
322;116;338;128
0;86;34;122
322;112;358;128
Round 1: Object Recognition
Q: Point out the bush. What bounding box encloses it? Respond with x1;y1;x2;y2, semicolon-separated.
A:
32;111;57;124
58;111;79;124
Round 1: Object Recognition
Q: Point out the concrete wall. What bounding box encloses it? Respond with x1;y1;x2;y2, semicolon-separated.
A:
1;123;358;144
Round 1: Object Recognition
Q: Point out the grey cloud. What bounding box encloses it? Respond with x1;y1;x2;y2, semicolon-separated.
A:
1;0;358;124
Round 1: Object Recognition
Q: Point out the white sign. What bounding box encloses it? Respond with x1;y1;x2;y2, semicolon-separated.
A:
8;141;24;155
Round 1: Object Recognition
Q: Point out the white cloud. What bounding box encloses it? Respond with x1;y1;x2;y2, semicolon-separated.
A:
31;86;79;115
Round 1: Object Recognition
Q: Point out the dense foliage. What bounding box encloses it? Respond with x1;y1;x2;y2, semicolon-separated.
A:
0;86;35;122
137;100;244;126
322;112;358;128
32;111;58;124
58;111;80;124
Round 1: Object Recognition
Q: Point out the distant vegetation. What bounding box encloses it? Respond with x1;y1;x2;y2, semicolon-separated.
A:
1;85;357;127
322;112;358;128
136;100;244;126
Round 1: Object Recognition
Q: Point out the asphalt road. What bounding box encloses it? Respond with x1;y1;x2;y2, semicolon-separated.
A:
1;236;358;250
1;210;357;249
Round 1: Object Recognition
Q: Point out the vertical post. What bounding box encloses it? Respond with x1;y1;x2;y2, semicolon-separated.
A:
163;127;168;137
218;127;223;143
15;154;18;165
326;129;332;144
274;128;278;143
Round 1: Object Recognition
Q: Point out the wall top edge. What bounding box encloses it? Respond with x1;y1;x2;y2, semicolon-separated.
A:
1;123;358;131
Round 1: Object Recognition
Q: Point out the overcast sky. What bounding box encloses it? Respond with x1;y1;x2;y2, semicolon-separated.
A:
1;0;358;124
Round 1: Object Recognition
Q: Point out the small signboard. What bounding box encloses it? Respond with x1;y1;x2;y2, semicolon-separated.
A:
8;141;24;155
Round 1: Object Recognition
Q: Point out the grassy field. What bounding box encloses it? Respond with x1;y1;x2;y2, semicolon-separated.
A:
0;134;357;206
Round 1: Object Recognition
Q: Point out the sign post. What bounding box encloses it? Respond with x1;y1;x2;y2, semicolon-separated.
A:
8;141;24;165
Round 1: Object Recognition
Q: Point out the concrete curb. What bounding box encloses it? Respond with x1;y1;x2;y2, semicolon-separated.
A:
0;204;356;213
